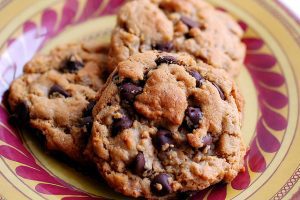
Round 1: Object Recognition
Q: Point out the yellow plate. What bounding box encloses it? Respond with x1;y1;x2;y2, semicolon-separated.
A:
0;0;299;199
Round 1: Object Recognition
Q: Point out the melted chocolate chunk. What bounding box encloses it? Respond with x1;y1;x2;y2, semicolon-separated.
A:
189;70;204;87
83;100;96;117
151;173;172;196
111;112;133;136
212;83;225;100
80;116;93;126
184;32;193;39
153;129;174;150
131;152;145;176
119;82;143;103
80;116;93;135
153;42;173;52
80;100;96;139
180;16;200;28
155;55;178;66
61;56;84;73
49;84;70;98
81;116;93;124
185;107;203;129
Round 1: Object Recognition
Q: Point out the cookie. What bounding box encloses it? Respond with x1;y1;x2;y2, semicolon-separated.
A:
91;51;246;198
107;0;245;77
8;42;108;161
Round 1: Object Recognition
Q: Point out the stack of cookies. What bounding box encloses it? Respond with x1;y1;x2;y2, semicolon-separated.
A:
7;0;247;199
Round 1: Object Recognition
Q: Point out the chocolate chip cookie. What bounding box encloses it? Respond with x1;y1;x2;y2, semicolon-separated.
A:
8;42;108;161
107;0;246;77
91;51;246;198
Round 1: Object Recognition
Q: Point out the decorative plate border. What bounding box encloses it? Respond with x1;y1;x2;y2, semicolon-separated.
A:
0;0;11;11
258;1;300;199
274;0;300;24
0;0;294;199
273;167;300;200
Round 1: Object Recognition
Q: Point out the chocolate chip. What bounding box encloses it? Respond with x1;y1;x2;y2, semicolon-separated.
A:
155;56;178;66
185;107;202;129
80;116;93;134
80;116;93;126
184;32;193;39
112;112;133;136
202;134;212;146
180;16;199;28
212;83;225;100
151;173;172;196
153;129;174;150
49;84;70;98
120;103;136;119
131;152;145;176
119;82;143;103
15;101;30;124
61;56;84;73
189;70;204;87
153;42;173;52
83;100;96;117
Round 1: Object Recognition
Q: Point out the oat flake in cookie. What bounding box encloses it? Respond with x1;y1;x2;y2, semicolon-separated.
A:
8;42;108;161
91;51;246;198
108;0;246;77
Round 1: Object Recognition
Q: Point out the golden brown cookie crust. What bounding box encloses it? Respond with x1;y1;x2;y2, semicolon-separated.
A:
108;0;246;77
92;51;246;198
8;42;108;161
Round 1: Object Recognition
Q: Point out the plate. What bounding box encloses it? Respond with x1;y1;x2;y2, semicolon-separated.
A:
0;0;299;199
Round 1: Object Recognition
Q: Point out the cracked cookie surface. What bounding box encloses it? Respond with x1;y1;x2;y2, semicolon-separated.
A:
108;0;246;77
8;42;108;161
91;51;246;199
